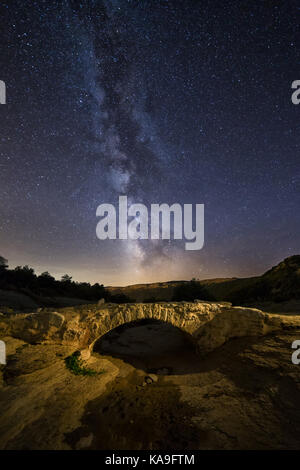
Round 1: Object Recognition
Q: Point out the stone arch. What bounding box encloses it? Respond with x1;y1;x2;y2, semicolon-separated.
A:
63;301;280;359
88;305;197;353
3;301;300;362
91;317;198;362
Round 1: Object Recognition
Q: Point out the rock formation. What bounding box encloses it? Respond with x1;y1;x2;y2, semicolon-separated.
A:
1;301;300;356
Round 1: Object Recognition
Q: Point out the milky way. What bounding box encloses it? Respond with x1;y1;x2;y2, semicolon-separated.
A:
0;0;299;285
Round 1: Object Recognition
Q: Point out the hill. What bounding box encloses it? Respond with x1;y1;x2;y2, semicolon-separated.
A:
1;255;300;313
106;256;300;313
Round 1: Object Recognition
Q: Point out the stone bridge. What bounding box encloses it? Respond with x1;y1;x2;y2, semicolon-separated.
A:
1;301;300;358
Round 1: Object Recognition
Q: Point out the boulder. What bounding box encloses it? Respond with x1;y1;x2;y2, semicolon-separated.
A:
80;348;91;361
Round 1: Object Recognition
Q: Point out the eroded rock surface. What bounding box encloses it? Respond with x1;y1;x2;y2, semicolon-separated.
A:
0;330;300;449
0;302;300;450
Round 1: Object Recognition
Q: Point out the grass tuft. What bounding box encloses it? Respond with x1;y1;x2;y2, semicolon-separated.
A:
65;351;99;376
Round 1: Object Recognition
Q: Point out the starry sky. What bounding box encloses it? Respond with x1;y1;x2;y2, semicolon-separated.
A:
0;0;299;286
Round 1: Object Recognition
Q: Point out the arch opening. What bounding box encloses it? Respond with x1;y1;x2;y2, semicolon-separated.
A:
93;318;199;375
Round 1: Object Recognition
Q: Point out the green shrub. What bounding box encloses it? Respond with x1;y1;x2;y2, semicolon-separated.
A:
65;351;99;376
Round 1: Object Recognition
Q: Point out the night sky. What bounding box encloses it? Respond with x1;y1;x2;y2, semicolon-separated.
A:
0;0;299;285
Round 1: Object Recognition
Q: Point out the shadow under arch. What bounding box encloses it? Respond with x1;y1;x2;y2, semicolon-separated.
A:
92;318;200;375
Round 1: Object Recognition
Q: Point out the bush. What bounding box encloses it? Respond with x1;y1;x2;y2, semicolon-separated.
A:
107;293;135;303
64;351;99;376
172;280;215;302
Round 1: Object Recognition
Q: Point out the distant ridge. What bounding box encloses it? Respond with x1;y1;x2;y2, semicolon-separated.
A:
106;256;300;307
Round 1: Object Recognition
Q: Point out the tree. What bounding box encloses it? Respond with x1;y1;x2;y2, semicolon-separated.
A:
39;271;54;279
0;255;8;271
0;255;8;285
15;265;35;274
61;274;72;283
0;255;8;269
38;271;56;290
12;265;36;289
172;279;215;302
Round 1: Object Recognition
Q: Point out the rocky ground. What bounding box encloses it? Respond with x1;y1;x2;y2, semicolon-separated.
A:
1;319;300;450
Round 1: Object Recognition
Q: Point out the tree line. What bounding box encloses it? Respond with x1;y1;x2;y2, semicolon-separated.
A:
0;255;108;301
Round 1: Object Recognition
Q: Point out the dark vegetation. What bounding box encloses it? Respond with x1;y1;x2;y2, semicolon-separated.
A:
1;254;300;308
65;351;99;376
172;279;215;302
0;255;106;300
107;293;135;303
222;256;300;305
106;256;300;307
0;255;132;305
